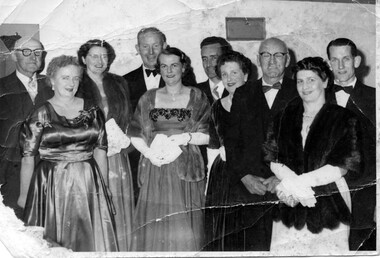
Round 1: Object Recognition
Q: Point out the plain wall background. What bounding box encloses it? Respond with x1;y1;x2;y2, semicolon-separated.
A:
0;0;376;86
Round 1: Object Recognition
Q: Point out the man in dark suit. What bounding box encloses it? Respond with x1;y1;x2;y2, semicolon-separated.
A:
195;37;232;187
326;38;376;251
123;27;167;203
0;37;53;219
123;27;167;111
195;36;232;105
228;37;298;250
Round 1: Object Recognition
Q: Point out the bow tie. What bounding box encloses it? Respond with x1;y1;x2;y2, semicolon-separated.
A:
262;82;281;93
334;85;353;95
145;69;158;77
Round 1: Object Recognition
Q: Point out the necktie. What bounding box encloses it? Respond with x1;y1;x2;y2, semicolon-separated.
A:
28;78;38;102
262;81;281;93
145;69;158;77
212;86;220;99
334;85;353;95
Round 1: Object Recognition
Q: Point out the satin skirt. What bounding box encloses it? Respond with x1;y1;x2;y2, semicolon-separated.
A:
23;159;119;252
131;158;205;251
108;151;134;251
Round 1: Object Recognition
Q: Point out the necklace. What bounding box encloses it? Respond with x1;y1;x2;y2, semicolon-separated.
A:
166;87;183;101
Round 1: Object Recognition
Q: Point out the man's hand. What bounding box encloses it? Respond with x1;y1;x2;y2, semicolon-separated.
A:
263;176;281;193
241;174;266;195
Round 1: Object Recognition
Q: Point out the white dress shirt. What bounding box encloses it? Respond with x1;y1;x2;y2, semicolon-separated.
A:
262;78;283;109
335;77;356;108
209;79;225;100
143;66;162;91
16;71;38;102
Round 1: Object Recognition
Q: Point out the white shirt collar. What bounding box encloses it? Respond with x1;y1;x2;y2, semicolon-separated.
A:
334;77;357;88
262;78;283;87
16;70;36;86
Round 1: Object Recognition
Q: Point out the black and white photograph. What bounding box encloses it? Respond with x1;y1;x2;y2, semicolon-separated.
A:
0;0;377;257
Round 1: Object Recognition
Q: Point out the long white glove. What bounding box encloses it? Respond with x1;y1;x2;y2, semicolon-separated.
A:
270;162;297;180
206;148;220;173
270;162;316;207
280;177;317;207
131;137;171;167
297;165;344;187
168;132;209;146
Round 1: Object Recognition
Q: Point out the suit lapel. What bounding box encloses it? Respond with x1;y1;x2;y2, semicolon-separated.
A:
10;73;34;117
257;79;270;112
137;66;148;92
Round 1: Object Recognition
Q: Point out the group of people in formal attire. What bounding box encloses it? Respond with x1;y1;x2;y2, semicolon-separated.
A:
0;26;376;253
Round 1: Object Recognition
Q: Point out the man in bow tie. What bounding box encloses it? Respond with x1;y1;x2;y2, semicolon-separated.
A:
196;36;232;105
0;37;53;219
326;38;376;251
224;37;298;250
123;27;167;204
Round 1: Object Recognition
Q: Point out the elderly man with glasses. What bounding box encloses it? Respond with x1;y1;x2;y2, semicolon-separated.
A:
0;36;53;219
225;37;298;250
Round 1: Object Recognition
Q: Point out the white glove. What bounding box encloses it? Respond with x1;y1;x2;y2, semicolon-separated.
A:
298;165;343;187
168;133;191;146
143;148;171;167
275;183;299;207
270;162;297;180
219;146;226;161
280;177;316;207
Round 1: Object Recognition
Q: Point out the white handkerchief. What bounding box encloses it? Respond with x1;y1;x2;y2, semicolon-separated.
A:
150;134;183;163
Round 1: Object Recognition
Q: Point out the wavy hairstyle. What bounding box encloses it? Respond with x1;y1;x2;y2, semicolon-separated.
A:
293;56;334;90
156;47;197;86
46;55;83;85
215;50;252;78
77;39;116;72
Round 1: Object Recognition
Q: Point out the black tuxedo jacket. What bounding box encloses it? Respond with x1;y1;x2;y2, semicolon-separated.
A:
0;72;53;165
195;80;228;105
123;65;165;112
255;77;299;133
326;80;376;232
228;77;298;202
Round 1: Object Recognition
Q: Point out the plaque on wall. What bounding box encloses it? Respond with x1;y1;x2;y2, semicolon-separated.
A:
226;17;265;41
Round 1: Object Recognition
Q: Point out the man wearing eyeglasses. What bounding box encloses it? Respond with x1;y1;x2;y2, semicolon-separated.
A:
227;37;298;250
0;37;53;219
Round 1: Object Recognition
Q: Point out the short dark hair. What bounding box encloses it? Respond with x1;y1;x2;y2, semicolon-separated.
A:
200;36;232;55
46;55;83;83
156;47;196;86
326;38;357;59
77;39;116;72
215;50;252;78
137;27;166;45
293;56;333;89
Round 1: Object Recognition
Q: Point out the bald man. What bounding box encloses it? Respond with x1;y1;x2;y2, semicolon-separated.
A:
226;37;298;250
0;37;53;219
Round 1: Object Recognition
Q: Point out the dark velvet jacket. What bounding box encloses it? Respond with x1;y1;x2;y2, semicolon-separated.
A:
263;98;362;233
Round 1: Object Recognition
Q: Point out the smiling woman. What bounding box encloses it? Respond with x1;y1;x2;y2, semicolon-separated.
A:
263;57;362;255
18;55;119;252
129;47;210;251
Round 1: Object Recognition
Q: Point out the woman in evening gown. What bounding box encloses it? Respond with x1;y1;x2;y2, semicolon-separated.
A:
264;57;362;255
18;55;118;251
129;47;210;251
77;39;133;251
204;51;253;250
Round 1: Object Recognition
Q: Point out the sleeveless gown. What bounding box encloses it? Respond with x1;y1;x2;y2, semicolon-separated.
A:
21;100;118;252
132;107;205;251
